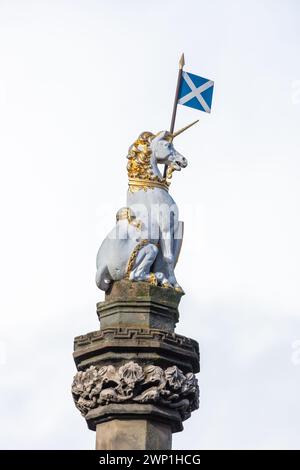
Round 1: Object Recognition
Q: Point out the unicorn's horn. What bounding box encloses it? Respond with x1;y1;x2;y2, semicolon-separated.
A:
171;119;199;139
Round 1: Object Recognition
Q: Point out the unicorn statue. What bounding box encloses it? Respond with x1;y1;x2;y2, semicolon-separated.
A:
96;120;198;293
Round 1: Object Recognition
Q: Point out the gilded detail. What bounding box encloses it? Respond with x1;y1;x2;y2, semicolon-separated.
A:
116;207;142;229
125;239;149;277
127;132;170;192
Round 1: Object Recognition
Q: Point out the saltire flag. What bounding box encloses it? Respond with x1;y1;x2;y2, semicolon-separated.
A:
178;71;214;113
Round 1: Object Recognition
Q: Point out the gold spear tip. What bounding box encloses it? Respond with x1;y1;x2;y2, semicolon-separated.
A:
172;119;199;139
179;53;185;70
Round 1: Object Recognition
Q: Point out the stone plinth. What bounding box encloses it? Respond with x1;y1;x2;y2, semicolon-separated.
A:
72;280;200;450
97;281;181;331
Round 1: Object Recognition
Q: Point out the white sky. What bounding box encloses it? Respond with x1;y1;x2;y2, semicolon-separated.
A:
0;0;299;449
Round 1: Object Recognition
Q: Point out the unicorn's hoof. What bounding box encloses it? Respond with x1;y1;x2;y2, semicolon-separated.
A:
161;279;172;289
154;272;173;289
154;272;164;282
174;284;185;294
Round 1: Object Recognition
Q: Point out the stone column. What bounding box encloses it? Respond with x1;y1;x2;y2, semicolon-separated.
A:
96;419;172;450
72;281;200;450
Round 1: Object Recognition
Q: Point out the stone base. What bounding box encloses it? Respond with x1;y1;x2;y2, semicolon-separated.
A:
97;280;182;330
96;419;172;450
72;280;200;450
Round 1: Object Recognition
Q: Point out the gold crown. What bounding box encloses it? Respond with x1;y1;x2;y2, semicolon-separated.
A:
128;177;169;193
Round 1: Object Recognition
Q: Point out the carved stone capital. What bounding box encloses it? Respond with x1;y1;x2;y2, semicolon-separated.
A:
72;361;199;430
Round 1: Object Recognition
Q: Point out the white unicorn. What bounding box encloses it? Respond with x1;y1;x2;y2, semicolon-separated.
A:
96;121;197;293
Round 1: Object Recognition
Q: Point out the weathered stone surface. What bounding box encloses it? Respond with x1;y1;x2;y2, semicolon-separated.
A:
88;403;182;434
72;281;200;449
97;280;182;331
73;327;200;373
72;362;199;423
96;419;172;450
105;279;184;305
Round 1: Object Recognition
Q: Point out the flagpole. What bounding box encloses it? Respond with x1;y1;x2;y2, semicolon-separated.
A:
163;53;185;178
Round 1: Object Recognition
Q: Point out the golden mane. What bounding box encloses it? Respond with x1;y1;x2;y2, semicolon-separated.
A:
127;132;155;180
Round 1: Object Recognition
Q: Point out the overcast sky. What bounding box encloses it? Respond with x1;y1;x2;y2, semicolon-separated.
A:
0;0;299;449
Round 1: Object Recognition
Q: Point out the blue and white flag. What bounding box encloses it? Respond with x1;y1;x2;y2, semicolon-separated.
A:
178;71;214;113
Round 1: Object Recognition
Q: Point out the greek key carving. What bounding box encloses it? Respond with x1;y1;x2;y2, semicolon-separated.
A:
74;328;199;355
